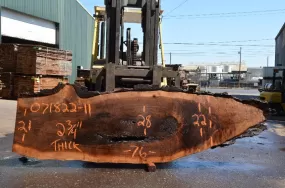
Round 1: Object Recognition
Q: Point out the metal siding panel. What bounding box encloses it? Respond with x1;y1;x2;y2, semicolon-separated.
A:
61;0;95;83
87;16;95;70
70;0;78;82
57;0;64;47
0;0;59;22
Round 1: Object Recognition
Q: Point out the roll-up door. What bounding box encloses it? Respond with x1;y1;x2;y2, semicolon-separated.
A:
1;8;57;45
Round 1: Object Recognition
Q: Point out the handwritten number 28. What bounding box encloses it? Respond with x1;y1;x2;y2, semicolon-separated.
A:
137;115;152;136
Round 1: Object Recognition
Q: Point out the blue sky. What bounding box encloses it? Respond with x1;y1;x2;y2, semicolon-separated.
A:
79;0;285;67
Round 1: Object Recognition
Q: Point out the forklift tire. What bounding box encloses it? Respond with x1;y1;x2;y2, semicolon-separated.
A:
269;103;284;116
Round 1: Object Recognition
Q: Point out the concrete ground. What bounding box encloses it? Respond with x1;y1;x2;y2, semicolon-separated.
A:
0;91;284;188
201;88;260;96
0;99;17;138
201;88;260;100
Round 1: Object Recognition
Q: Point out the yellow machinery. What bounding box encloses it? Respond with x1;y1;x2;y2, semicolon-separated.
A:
260;67;285;113
77;3;196;92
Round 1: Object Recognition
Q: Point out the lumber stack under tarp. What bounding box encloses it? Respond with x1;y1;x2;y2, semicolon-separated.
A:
12;84;266;167
0;44;72;99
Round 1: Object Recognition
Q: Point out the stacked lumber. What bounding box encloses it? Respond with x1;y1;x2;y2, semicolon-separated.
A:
0;72;14;99
0;44;72;99
0;44;18;72
14;75;68;95
0;44;72;76
16;46;72;76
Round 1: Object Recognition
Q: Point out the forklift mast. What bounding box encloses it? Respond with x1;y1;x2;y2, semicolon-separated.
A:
104;0;160;66
78;0;181;92
272;68;285;90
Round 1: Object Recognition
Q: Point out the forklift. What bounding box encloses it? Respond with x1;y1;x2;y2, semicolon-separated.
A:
77;0;181;92
260;67;285;114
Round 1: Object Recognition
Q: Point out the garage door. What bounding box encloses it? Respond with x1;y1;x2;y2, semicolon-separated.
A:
1;8;57;45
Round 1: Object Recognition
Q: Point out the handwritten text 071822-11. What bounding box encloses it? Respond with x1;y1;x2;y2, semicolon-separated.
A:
24;103;92;116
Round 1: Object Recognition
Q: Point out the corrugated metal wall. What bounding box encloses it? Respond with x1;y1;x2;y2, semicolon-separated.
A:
0;0;95;82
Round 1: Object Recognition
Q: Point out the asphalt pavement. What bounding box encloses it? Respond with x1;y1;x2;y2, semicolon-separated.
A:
0;91;284;188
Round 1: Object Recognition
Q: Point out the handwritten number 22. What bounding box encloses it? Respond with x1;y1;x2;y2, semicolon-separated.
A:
192;114;207;127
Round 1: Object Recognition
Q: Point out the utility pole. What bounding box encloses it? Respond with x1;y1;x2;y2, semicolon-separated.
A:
170;52;172;65
206;66;208;91
267;56;269;67
238;47;242;88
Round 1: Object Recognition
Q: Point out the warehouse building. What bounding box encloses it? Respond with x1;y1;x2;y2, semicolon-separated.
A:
275;23;285;67
0;0;94;82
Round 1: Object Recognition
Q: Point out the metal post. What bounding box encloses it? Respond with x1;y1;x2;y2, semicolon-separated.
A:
153;0;160;66
100;22;105;59
159;16;167;86
92;7;100;65
0;7;2;44
206;66;208;91
142;0;151;66
159;17;165;67
105;0;121;65
280;70;285;91
272;70;277;89
126;28;132;65
220;73;222;87
120;8;125;65
238;47;242;88
267;56;269;67
170;52;172;65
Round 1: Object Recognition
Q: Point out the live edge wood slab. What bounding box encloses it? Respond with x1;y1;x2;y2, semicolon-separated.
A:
12;84;266;164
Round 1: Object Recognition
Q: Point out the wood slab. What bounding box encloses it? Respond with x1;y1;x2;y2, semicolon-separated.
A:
12;84;266;164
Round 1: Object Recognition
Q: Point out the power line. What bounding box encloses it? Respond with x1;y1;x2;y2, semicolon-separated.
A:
167;38;273;44
205;38;273;43
162;43;274;47
162;52;274;55
141;42;274;47
162;50;275;54
164;8;285;18
163;0;190;17
162;47;275;51
140;38;274;45
164;11;285;19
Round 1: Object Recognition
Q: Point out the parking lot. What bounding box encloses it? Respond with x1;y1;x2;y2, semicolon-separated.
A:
0;90;284;188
